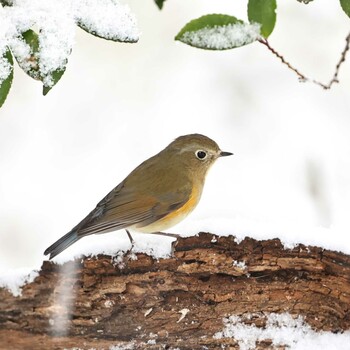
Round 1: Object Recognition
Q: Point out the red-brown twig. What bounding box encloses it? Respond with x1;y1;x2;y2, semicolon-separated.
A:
259;31;350;90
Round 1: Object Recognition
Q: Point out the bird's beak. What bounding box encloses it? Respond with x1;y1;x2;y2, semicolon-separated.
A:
220;151;233;157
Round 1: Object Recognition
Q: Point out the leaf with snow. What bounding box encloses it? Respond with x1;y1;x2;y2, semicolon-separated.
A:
175;14;261;50
248;0;277;38
0;48;13;108
42;67;66;95
340;0;350;18
12;30;40;80
10;28;68;94
76;0;139;43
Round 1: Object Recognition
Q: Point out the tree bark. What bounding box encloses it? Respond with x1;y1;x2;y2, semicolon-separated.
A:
1;233;350;349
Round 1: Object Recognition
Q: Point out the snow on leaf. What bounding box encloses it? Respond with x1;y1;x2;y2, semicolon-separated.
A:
12;30;40;80
0;47;13;107
175;14;261;50
76;0;139;43
42;67;66;95
37;11;74;89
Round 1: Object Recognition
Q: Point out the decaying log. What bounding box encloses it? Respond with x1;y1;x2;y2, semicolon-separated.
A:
1;232;350;349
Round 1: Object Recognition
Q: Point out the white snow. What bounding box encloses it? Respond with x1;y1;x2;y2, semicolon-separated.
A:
109;344;135;350
232;260;247;270
74;0;139;42
0;47;12;84
214;313;350;350
0;0;139;86
0;267;38;296
180;23;261;50
0;12;13;84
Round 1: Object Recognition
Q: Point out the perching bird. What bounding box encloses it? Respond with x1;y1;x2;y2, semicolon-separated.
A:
44;134;232;259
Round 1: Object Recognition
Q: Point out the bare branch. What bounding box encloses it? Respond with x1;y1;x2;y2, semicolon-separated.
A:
259;31;350;90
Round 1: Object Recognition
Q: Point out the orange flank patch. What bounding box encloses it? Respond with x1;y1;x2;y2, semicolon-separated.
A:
161;186;200;224
137;185;201;233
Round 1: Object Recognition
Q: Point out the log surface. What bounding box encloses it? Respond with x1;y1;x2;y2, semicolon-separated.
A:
1;233;350;349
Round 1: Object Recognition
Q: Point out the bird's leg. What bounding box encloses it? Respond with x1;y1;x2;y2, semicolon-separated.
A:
126;229;135;247
123;229;136;261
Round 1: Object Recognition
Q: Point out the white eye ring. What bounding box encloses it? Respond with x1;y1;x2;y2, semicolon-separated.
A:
195;150;207;160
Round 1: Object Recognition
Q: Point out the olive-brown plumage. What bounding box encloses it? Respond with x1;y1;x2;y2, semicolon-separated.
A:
44;134;232;259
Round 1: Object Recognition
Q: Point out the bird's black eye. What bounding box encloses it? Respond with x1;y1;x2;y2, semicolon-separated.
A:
196;150;207;160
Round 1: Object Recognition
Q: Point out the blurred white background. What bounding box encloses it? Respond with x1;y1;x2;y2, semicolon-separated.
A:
1;0;350;270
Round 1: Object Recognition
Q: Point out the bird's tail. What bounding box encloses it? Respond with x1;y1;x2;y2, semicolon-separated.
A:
44;230;80;260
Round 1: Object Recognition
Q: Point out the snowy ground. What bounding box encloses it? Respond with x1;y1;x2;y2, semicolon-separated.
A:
1;0;350;349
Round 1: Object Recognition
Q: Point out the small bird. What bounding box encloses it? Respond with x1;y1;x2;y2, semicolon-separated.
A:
44;134;232;259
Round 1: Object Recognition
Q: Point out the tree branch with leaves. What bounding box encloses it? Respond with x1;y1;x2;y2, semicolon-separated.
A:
1;0;350;109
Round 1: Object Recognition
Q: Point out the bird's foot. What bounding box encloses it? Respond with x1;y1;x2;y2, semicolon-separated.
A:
153;231;181;239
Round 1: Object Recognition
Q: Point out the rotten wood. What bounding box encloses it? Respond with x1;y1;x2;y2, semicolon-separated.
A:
1;233;350;349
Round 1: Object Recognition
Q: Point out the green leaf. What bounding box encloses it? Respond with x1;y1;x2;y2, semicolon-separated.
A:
0;48;14;108
248;0;277;38
340;0;350;18
42;67;65;96
14;30;41;80
154;0;166;9
175;14;261;50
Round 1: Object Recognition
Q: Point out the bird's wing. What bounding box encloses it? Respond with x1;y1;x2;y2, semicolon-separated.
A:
74;181;192;236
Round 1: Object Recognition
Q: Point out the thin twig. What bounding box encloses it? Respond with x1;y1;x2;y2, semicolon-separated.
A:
259;31;350;90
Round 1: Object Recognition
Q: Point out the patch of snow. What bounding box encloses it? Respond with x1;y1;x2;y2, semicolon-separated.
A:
180;23;261;50
0;267;38;296
109;344;135;350
0;47;12;84
49;230;175;266
214;312;350;350
232;260;247;269
104;299;114;308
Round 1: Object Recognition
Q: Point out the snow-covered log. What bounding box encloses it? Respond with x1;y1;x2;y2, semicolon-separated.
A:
1;232;350;349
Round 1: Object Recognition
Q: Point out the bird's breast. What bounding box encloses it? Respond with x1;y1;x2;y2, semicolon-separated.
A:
135;184;202;233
